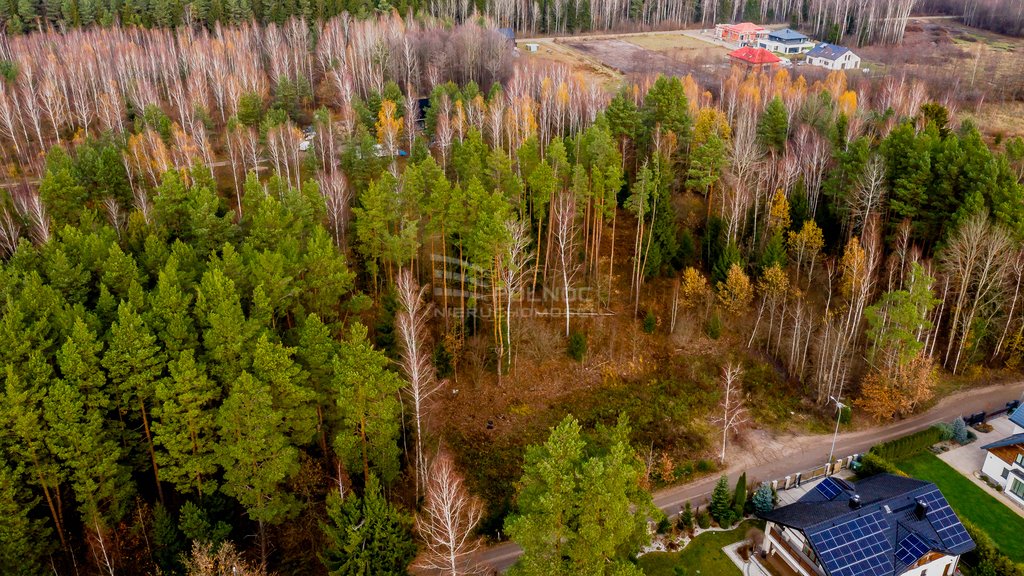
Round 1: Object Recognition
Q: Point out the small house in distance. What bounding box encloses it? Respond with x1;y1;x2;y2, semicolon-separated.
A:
497;27;515;44
715;22;768;45
758;474;975;576
759;28;815;54
727;46;781;71
806;42;861;70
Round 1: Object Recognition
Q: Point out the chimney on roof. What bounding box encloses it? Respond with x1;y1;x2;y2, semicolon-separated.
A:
849;494;862;509
915;499;929;520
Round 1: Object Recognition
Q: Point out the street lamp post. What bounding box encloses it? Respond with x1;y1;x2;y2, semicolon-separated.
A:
826;396;846;475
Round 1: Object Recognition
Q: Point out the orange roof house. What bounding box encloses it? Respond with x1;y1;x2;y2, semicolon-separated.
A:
716;22;768;45
727;46;781;70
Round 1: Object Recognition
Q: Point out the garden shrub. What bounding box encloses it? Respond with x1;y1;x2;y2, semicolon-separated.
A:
696;508;711;529
752;482;775;515
678;502;694;532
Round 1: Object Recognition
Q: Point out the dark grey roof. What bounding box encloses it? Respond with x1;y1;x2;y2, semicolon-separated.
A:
1011;408;1024;428
769;28;809;42
980;433;1024;451
759;474;975;576
497;28;515;41
806;42;853;60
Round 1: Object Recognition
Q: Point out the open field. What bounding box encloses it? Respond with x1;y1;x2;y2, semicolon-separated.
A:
858;17;1024;101
638;520;765;576
564;38;697;77
626;32;731;56
516;39;622;87
962;101;1024;139
895;452;1024;562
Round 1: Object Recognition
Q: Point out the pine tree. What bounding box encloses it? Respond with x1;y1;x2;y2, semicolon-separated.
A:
44;379;133;574
0;460;53;576
709;475;731;525
332;323;404;483
504;415;656;576
56;317;111;414
641;76;691;150
195;266;253;385
0;366;67;549
757;97;789;153
250;334;317;446
320;475;416;576
153;350;220;497
296;314;340;453
102;301;166;502
148;256;198;360
216;371;300;564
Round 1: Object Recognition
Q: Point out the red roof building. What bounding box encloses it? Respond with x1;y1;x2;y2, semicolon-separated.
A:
715;22;768;45
728;46;781;70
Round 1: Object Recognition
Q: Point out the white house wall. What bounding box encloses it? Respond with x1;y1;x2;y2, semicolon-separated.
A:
806;53;860;70
983;451;1011;488
759;39;815;54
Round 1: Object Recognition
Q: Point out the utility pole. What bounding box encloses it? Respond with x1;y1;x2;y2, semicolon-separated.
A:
826;396;846;475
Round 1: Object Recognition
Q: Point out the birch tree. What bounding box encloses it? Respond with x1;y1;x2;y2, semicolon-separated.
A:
940;211;1014;374
711;363;747;464
416;453;484;576
396;269;441;500
552;188;578;337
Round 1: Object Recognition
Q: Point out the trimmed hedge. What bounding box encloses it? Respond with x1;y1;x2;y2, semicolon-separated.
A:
870;426;943;462
856;452;904;479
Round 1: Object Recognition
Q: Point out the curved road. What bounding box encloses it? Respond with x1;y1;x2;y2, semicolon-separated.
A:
474;380;1024;572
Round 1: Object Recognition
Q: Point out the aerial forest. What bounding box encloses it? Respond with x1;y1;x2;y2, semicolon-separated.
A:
1;9;1024;576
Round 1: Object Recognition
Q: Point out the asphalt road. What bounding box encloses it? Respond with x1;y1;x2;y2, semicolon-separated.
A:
474;380;1024;572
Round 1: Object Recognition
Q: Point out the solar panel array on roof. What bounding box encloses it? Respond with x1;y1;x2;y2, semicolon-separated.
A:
808;511;894;576
895;533;930;566
918;489;972;550
816;477;845;501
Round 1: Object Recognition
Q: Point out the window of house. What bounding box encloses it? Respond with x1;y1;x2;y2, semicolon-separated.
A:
1015;453;1023;466
1011;479;1024;500
1004;468;1011;479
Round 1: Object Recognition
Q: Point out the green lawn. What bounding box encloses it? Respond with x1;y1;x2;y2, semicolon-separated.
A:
895;452;1024;562
637;520;765;576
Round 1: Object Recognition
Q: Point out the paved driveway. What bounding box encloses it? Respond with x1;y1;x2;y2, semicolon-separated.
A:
938;416;1024;518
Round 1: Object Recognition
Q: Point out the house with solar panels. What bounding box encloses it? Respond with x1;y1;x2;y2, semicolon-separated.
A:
758;474;975;576
979;408;1024;507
